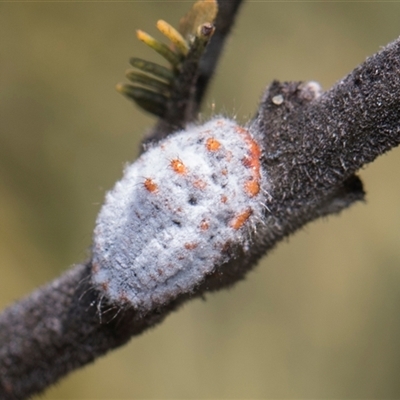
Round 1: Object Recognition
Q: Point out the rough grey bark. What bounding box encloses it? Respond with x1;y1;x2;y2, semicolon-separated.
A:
1;7;400;400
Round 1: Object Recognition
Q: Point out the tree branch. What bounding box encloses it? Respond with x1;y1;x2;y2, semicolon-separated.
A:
0;263;170;400
1;20;400;400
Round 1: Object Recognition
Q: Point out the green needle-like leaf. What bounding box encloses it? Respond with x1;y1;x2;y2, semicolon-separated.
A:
116;83;168;117
125;70;171;94
129;57;175;82
136;30;182;67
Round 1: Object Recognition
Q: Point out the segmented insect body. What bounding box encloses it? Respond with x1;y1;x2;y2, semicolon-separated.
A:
92;117;267;313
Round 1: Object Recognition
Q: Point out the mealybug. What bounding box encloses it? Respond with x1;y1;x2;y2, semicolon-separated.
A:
92;118;267;313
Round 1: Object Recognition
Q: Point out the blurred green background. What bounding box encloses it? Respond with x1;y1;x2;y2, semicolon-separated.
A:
1;1;400;398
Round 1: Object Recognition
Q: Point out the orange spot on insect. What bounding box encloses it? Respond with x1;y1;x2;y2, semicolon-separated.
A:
193;179;207;189
245;179;260;197
221;169;228;176
241;156;252;169
235;126;262;197
170;158;187;174
230;208;252;230
242;155;261;178
236;126;261;180
184;242;198;250
221;195;228;203
143;178;158;192
200;219;209;231
206;137;221;151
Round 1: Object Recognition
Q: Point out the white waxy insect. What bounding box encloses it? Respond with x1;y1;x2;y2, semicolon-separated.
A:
92;117;267;314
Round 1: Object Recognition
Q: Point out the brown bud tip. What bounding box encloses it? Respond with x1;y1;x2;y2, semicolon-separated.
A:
200;23;215;38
